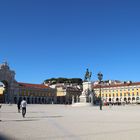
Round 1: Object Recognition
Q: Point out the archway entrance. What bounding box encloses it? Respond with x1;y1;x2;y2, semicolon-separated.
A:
0;81;8;103
0;61;17;103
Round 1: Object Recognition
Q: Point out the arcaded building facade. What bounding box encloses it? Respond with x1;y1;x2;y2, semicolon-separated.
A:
93;82;140;104
0;62;56;104
15;82;56;104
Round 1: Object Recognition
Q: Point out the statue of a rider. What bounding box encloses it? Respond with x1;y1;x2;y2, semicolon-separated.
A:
84;68;92;82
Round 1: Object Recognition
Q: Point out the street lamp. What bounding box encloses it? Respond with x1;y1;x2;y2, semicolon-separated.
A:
97;72;103;110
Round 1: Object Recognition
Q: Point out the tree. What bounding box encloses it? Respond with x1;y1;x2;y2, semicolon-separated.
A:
44;78;82;85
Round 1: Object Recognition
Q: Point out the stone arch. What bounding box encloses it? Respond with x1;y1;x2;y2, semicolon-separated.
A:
31;97;34;104
0;81;9;103
124;97;127;102
14;96;17;104
42;98;44;104
0;62;17;103
109;98;111;102
27;97;30;104
35;97;37;104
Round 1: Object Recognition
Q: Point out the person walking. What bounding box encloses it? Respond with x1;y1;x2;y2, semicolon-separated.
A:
0;104;2;121
21;97;27;118
17;99;21;113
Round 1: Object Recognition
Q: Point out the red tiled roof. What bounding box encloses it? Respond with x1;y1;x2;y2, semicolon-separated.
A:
93;82;140;89
18;82;49;89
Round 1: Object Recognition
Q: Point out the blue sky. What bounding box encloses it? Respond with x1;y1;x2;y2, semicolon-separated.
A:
0;0;140;83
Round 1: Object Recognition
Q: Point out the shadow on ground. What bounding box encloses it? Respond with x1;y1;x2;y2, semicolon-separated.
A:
0;116;63;122
0;133;13;140
27;115;63;118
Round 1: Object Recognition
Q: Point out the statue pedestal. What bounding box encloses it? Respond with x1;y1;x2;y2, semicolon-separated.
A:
72;81;93;107
79;95;87;103
72;95;91;107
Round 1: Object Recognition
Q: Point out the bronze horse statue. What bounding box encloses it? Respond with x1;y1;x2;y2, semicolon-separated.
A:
84;68;92;82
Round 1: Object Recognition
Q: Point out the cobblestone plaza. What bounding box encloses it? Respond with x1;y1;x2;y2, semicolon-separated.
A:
1;104;140;140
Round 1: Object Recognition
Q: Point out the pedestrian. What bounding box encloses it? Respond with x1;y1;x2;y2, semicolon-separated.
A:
0;104;1;121
17;99;21;113
109;102;112;109
21;97;27;118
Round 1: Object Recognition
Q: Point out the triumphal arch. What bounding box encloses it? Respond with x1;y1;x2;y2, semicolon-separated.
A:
0;61;17;103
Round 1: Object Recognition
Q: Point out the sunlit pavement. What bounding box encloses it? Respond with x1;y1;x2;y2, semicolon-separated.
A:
1;104;140;140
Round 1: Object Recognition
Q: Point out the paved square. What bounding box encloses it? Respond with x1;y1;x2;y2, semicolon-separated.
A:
1;104;140;140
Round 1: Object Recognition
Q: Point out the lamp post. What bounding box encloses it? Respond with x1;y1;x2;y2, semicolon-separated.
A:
98;72;103;110
87;82;90;102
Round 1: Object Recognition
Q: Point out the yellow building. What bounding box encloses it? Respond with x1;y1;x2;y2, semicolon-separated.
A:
16;82;56;104
0;87;4;94
56;85;82;104
93;82;140;104
0;86;5;102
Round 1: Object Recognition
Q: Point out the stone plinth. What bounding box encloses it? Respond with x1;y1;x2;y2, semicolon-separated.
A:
72;81;92;107
79;95;87;103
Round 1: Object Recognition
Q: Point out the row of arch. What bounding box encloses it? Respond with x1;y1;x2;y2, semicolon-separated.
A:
103;96;139;103
14;95;81;105
14;96;55;104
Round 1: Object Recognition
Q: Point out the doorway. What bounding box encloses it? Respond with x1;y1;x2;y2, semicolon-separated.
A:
0;81;8;103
